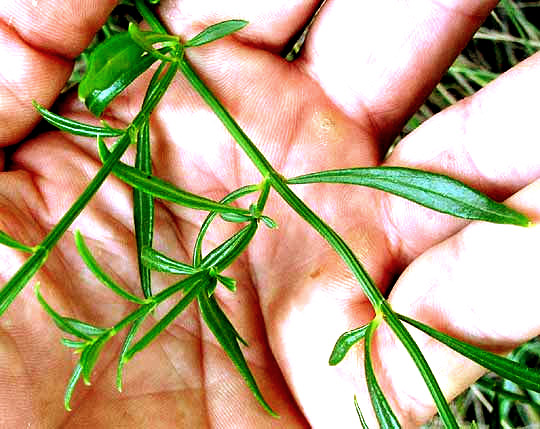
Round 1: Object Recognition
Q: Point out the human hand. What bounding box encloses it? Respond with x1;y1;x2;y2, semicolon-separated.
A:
1;1;539;427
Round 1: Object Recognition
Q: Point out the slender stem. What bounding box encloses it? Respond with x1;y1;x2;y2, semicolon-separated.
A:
135;0;167;34
0;133;131;316
270;178;385;309
383;305;458;428
178;60;275;177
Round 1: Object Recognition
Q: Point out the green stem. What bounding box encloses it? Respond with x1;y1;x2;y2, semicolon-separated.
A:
0;133;131;316
135;0;167;34
383;306;458;428
178;60;275;177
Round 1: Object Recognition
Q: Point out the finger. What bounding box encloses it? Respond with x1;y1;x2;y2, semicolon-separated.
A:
298;0;498;148
158;0;321;53
376;178;540;424
0;0;116;146
380;52;540;266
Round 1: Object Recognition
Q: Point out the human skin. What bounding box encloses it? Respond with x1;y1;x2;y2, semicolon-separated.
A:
0;1;539;427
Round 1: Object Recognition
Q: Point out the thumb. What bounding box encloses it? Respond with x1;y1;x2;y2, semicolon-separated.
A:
0;0;116;146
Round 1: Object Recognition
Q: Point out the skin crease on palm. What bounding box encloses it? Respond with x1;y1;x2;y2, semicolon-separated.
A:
0;0;540;427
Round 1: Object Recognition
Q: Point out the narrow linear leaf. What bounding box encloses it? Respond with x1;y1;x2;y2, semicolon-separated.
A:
288;167;530;226
142;247;196;275
217;274;237;293
63;318;107;337
138;59;178;119
35;285;92;340
75;231;145;304
124;278;204;361
32;102;125;137
260;216;278;229
128;23;178;62
0;230;34;253
98;138;251;217
193;184;260;267
329;324;369;366
81;333;112;385
200;221;257;272
152;271;209;304
185;20;248;47
64;363;83;411
476;378;540;413
207;294;248;346
220;212;252;223
117;315;147;392
364;321;401;428
198;292;275;415
134;121;155;298
354;396;370;429
398;314;540;394
61;338;86;349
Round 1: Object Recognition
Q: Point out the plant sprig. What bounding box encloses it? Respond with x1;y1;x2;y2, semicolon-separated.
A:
0;1;536;426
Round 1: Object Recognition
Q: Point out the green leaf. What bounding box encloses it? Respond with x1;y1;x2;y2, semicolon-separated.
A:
185;20;249;47
288;167;530;226
200;221;257;272
61;338;86;349
128;23;179;62
198;291;275;415
398;314;540;394
64;363;83;411
117;315;147;392
35;285;92;340
220;212;252;223
193;184;259;267
32;102;125;137
217;274;237;292
79;32;158;116
354;396;370;429
141;247;196;275
0;230;34;253
134;122;155;298
81;334;111;385
124;277;204;361
98;137;252;217
75;231;145;304
63;318;107;338
364;321;401;428
207;294;248;346
152;271;209;304
329;324;369;366
260;216;278;229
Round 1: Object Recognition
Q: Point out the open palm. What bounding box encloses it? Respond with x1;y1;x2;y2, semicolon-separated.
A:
1;1;540;427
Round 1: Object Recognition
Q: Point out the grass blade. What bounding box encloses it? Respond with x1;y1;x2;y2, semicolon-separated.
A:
288;167;530;226
329;324;369;365
124;277;206;360
75;231;145;304
0;230;34;253
98;137;252;217
354;396;370;429
134;121;155;298
33;102;125;137
398;314;540;394
364;320;401;428
185;20;248;47
142;247;196;275
198;291;275;416
64;363;83;411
